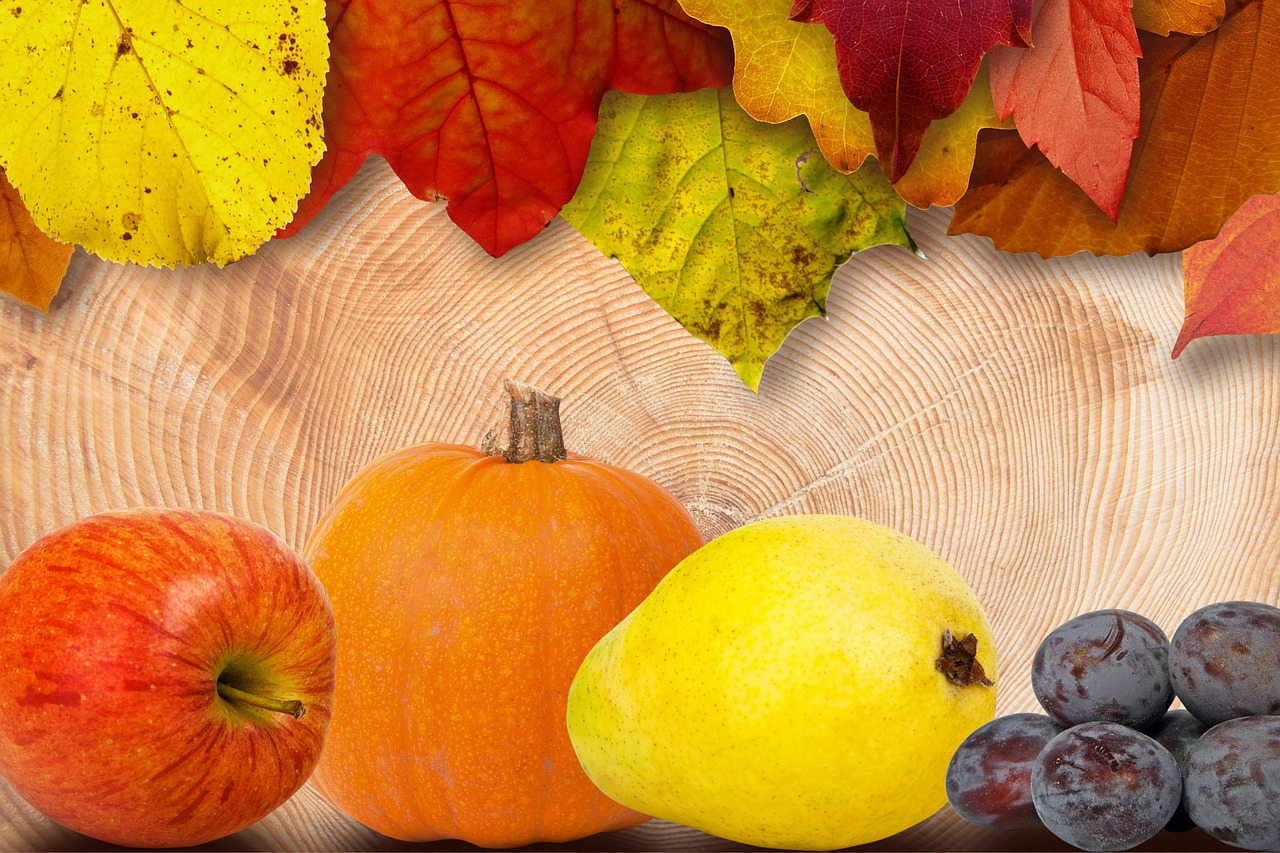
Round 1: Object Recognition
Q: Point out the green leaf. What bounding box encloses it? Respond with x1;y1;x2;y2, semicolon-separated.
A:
562;87;915;391
0;0;328;267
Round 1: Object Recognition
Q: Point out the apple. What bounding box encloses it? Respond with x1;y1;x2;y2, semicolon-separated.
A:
0;508;337;848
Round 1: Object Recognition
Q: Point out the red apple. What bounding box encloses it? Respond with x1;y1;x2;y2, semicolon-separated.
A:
0;508;337;847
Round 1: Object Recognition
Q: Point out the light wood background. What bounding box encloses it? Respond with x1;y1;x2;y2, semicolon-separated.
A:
2;158;1276;852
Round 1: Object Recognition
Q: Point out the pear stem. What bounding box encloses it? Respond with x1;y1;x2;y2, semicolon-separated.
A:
481;380;567;464
216;681;306;719
936;630;994;688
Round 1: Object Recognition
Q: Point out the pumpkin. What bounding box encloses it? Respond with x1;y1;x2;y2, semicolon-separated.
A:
303;381;705;846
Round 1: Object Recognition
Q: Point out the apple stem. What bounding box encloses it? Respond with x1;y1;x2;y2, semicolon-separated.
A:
480;380;567;464
216;681;306;719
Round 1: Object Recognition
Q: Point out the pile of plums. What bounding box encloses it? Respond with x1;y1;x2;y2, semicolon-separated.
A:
946;601;1280;852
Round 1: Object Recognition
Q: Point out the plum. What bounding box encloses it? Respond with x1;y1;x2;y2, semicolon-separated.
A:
1170;601;1280;726
1032;609;1174;730
1183;715;1280;851
946;713;1062;830
1031;721;1181;851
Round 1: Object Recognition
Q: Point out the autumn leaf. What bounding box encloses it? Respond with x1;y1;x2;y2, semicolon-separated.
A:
896;64;1015;210
679;0;872;171
1173;192;1280;357
279;0;732;258
787;0;1032;182
988;0;1142;220
1;168;73;311
950;0;1279;258
676;0;1012;208
562;88;915;391
0;0;328;268
1131;0;1224;34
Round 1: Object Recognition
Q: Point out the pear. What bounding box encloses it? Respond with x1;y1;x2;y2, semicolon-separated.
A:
566;514;996;850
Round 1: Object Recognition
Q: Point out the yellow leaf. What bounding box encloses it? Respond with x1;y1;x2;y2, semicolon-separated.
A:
679;0;1009;208
1;167;73;311
0;0;328;267
692;0;875;171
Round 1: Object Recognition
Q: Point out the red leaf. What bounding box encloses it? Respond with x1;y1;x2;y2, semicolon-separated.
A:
281;0;732;257
950;0;1279;258
788;0;1033;181
988;0;1141;220
1173;192;1280;358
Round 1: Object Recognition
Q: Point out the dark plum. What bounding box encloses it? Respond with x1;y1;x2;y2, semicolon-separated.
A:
1170;601;1280;726
945;713;1063;830
1183;715;1280;851
1031;721;1181;852
1032;609;1174;730
1145;709;1208;832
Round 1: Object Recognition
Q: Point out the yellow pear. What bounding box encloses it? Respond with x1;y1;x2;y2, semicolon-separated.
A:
566;514;997;850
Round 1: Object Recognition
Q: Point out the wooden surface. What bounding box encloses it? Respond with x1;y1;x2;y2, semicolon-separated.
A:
1;157;1277;852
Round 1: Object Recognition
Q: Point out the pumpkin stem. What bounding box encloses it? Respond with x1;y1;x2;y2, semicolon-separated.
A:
484;380;568;464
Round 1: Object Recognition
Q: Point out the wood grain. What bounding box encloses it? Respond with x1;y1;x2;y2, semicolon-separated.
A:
1;157;1276;851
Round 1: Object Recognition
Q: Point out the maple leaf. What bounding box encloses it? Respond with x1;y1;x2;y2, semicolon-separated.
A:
279;0;733;258
1173;192;1280;357
562;88;915;391
0;0;328;267
988;0;1142;220
1131;0;1224;34
1;168;73;312
787;0;1033;182
676;0;1012;208
950;0;1279;258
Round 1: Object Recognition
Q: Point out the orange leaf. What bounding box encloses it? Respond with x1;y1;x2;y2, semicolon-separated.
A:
988;0;1141;220
950;0;1279;258
1173;192;1280;357
1131;0;1224;34
1;168;73;312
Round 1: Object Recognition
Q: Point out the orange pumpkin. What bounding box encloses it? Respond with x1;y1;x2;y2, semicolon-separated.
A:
303;381;705;845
